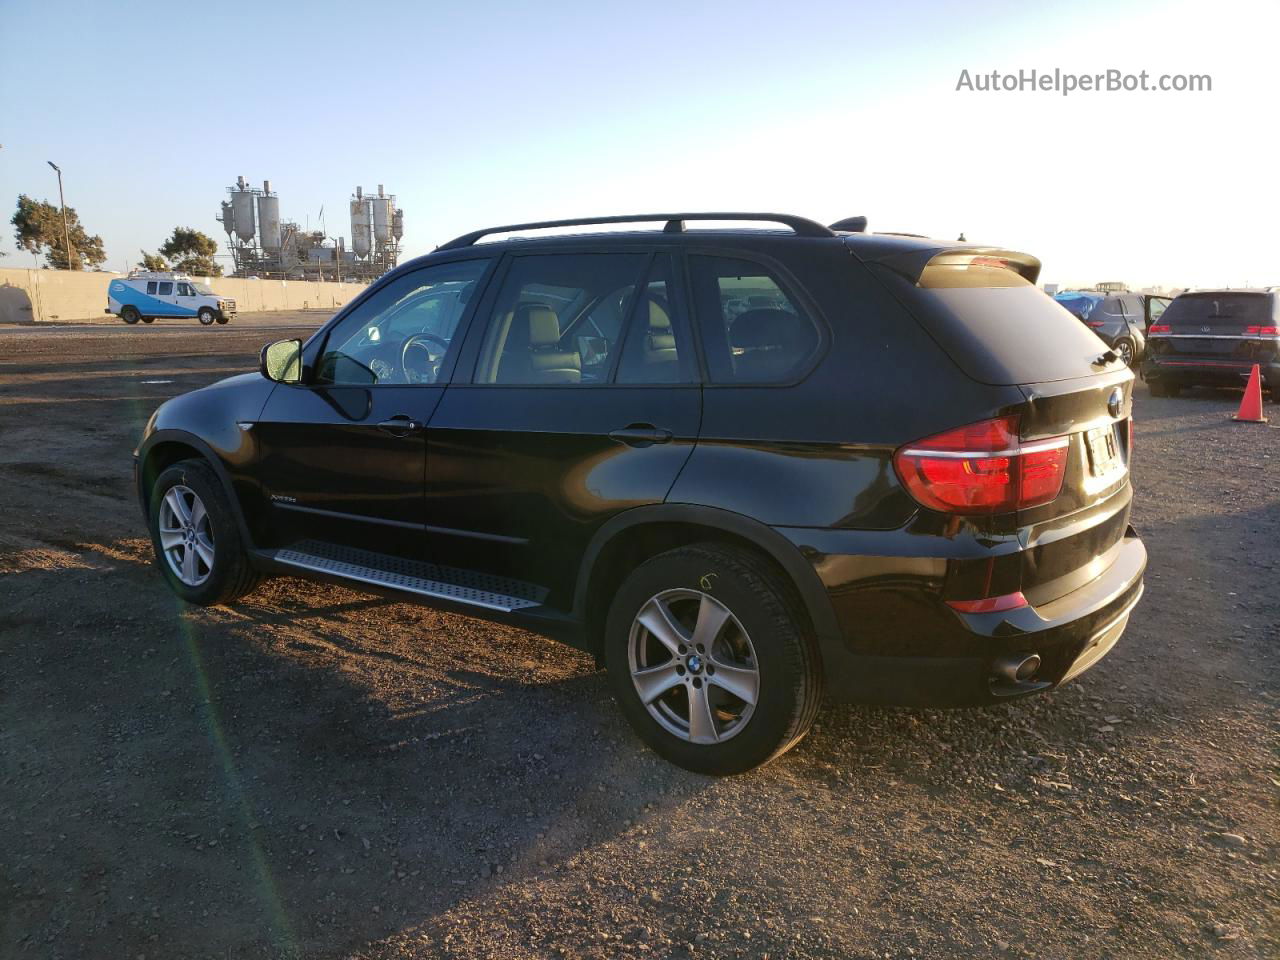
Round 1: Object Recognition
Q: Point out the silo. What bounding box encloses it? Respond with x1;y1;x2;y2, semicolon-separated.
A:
371;197;393;243
231;183;256;244
350;188;371;258
392;208;404;240
257;180;281;252
220;200;236;236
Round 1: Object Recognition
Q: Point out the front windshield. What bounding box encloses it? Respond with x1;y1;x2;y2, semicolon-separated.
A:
193;282;214;295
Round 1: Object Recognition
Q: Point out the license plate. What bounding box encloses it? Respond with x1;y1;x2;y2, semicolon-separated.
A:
1085;425;1122;478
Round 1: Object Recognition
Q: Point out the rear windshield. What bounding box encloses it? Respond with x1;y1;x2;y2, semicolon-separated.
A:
1054;292;1102;319
1161;292;1274;327
872;259;1117;385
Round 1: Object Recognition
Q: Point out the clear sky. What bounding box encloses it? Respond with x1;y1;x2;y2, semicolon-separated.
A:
1;0;1276;289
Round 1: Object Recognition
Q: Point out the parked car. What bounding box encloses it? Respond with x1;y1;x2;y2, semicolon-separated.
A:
1142;288;1280;397
134;213;1147;774
107;272;236;326
1054;290;1170;366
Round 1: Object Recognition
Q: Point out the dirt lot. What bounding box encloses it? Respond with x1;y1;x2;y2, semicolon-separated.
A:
1;325;1277;960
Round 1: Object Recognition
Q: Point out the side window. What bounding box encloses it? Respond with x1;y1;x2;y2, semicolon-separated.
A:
157;281;173;296
315;259;490;386
690;255;818;383
1148;298;1169;323
474;253;649;385
177;283;191;296
1101;297;1123;317
146;281;157;295
616;256;691;383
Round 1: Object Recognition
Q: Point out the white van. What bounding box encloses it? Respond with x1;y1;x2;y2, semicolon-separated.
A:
106;272;237;325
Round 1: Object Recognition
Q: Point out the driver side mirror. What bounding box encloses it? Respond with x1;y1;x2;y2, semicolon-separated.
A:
261;338;303;384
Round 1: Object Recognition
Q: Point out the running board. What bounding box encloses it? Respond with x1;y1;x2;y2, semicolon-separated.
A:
266;540;548;613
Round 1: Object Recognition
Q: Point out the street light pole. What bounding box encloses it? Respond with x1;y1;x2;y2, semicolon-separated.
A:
47;161;75;270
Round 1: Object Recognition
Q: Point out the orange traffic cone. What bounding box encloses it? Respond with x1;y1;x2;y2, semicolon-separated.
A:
1233;364;1268;423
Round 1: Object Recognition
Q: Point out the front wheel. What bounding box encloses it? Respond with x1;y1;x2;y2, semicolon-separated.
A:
120;306;140;324
148;459;262;605
604;543;823;775
198;307;217;326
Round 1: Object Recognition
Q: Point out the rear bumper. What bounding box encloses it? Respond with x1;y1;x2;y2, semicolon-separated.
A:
1144;356;1280;387
782;524;1147;706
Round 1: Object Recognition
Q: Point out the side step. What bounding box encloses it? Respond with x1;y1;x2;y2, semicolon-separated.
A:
267;540;548;613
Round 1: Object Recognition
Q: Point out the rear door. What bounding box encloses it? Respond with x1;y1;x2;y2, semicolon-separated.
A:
425;249;701;607
154;280;177;316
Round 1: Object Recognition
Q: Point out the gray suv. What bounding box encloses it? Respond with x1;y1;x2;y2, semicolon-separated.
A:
1054;291;1170;367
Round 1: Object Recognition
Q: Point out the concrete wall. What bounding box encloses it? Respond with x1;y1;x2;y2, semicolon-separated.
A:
0;267;367;324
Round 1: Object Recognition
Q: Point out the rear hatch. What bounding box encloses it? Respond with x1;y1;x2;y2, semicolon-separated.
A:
859;244;1134;606
1149;291;1279;364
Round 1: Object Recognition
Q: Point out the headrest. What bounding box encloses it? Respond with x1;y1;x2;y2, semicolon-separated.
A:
648;297;671;331
516;303;559;346
730;308;801;349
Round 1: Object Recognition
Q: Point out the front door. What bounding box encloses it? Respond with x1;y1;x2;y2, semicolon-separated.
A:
426;250;702;608
252;258;493;562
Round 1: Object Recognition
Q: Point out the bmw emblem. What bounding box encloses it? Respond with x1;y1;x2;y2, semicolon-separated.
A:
1107;386;1124;418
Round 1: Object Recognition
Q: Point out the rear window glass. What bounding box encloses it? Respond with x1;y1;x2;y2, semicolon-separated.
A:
1161;293;1273;327
875;258;1115;385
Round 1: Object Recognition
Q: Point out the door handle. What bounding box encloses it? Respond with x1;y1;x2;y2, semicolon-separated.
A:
609;424;673;447
377;415;423;437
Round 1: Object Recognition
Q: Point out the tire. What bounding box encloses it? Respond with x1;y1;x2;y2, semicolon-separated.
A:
140;315;155;324
120;306;141;325
147;459;262;605
1113;337;1135;367
215;314;229;325
198;307;217;326
604;542;823;775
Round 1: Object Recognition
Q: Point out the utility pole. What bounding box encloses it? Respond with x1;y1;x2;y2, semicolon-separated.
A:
47;161;75;270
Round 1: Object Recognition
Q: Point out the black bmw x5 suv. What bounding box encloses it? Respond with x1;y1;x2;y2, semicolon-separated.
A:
135;213;1146;774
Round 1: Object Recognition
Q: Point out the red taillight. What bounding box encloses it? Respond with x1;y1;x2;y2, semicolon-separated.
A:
1148;324;1171;334
1245;324;1279;335
946;592;1028;614
1085;320;1106;328
894;415;1069;515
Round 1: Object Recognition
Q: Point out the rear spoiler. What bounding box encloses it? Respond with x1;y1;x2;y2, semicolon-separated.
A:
859;244;1043;286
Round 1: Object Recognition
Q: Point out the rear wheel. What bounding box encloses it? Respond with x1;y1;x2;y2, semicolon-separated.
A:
120;306;141;324
198;307;217;326
604;543;822;775
148;459;262;605
1113;337;1135;367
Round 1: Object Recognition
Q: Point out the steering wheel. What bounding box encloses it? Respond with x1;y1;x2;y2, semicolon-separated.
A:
400;333;450;384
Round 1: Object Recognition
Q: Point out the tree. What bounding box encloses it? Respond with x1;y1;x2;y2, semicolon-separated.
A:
11;194;106;269
138;251;168;272
158;227;222;276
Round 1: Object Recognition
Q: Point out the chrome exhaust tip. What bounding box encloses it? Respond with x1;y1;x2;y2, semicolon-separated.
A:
994;653;1041;683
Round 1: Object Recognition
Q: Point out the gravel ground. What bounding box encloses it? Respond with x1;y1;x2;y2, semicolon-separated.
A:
0;327;1276;959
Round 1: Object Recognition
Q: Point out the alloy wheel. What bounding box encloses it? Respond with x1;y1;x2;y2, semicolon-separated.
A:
157;484;215;586
627;588;759;744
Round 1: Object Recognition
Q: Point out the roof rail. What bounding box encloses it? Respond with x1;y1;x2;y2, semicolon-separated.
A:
436;212;836;251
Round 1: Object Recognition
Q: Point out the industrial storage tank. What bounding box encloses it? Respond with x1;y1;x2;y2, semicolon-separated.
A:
371;185;393;243
231;179;256;243
257;180;281;252
220;200;235;236
350;188;371;258
392;208;404;240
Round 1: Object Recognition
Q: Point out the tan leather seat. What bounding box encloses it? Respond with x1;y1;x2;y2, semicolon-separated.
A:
497;303;582;384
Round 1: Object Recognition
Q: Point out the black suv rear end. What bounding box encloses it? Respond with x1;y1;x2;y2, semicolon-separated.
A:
134;213;1146;774
1143;289;1280;396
